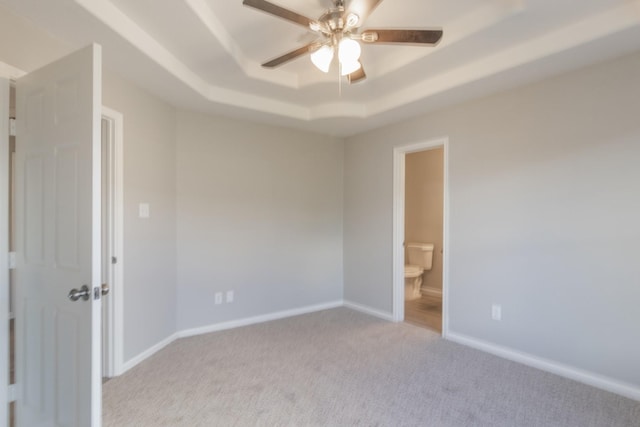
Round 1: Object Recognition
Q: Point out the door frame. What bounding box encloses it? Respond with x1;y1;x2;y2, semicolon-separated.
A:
392;137;450;336
1;63;25;426
101;106;124;377
0;77;10;427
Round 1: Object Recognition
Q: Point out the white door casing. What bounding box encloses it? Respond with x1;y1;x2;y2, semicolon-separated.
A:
0;77;10;427
392;138;450;335
15;44;102;427
101;107;124;378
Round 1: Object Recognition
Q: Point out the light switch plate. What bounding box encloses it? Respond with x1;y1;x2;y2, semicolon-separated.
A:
138;203;150;218
491;304;502;321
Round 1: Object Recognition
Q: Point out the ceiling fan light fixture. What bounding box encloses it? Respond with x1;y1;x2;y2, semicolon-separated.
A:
309;21;322;32
340;60;361;76
311;45;334;73
338;38;361;64
346;13;359;27
244;0;444;86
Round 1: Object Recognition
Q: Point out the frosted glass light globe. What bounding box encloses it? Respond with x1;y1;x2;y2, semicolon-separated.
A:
338;38;361;64
310;45;334;73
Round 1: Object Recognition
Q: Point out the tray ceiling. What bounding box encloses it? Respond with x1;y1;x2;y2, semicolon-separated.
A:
2;0;640;136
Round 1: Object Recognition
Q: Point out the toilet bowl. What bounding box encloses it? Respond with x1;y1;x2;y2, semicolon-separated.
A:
404;242;434;301
404;265;424;300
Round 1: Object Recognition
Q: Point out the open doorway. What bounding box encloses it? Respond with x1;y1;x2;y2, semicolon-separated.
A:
403;148;444;332
392;138;449;336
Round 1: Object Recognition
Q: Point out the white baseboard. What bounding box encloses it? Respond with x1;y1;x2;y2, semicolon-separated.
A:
116;304;640;403
121;332;178;373
178;300;343;338
120;301;343;374
343;300;394;322
447;332;640;402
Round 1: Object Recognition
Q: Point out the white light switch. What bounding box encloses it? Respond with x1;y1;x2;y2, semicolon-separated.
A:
491;304;502;321
138;203;150;219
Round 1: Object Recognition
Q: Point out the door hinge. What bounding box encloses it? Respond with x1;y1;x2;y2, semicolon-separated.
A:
111;256;117;264
9;118;16;137
8;252;16;269
8;384;17;403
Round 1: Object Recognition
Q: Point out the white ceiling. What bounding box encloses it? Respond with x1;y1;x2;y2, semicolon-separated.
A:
2;0;640;136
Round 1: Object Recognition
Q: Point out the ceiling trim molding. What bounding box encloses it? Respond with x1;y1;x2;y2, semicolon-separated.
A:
367;0;526;80
0;61;26;80
309;102;368;120
183;0;302;89
73;0;640;123
368;0;640;116
74;0;310;119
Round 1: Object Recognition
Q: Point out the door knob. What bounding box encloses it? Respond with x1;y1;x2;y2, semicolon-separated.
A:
101;283;110;296
68;285;90;302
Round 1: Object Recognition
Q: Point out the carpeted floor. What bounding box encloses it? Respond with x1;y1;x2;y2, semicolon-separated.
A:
103;308;640;427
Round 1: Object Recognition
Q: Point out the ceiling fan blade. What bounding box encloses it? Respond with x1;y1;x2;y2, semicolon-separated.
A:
348;65;366;84
361;29;443;45
243;0;316;29
262;43;318;68
346;0;384;24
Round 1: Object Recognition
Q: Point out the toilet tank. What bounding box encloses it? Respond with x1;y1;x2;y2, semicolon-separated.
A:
406;243;434;270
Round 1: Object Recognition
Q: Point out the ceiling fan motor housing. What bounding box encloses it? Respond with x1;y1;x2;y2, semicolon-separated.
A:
320;9;346;33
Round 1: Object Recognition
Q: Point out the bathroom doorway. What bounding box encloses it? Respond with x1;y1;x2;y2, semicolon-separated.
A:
403;148;444;332
392;138;449;335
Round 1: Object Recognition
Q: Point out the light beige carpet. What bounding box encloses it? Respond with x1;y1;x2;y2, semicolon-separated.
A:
103;308;640;426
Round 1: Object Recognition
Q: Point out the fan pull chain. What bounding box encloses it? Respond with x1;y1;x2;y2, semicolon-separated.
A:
338;62;342;97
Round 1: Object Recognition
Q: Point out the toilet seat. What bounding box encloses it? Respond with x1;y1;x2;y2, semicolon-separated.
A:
404;265;423;278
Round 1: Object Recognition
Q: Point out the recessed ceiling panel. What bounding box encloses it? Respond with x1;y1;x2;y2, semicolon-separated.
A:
1;0;639;135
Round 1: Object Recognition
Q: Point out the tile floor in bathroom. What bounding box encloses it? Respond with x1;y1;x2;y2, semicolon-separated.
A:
405;294;442;333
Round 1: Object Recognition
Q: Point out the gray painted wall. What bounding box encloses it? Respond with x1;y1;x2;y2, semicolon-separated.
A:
0;7;180;366
103;72;177;362
344;52;640;387
176;111;344;330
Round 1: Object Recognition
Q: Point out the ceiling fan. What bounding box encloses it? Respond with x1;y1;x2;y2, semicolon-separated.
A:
242;0;443;83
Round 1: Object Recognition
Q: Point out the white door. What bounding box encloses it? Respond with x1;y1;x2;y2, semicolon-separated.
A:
14;44;103;427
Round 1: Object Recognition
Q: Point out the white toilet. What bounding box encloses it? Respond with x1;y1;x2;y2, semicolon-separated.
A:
404;242;434;300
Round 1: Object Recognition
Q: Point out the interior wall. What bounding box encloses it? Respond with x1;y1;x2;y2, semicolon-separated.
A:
176;111;344;331
405;148;444;293
103;72;177;362
344;51;640;388
0;2;179;365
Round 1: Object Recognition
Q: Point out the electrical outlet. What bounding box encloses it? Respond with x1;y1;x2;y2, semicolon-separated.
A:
491;304;502;321
215;292;223;305
226;290;234;303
